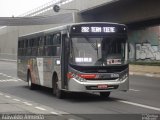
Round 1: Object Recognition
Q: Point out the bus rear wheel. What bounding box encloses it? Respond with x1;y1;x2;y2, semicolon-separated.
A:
52;75;65;99
100;92;110;98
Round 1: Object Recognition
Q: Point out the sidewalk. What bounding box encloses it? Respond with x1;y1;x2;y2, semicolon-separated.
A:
129;65;160;78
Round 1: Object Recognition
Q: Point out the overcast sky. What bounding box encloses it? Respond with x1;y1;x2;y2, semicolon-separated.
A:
0;0;53;17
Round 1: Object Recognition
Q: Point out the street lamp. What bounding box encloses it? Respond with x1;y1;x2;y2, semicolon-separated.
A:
53;5;79;12
53;5;61;12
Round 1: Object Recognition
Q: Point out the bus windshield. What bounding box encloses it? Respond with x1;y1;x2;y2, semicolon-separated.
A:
69;36;127;66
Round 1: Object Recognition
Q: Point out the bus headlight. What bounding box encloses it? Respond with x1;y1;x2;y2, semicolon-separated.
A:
67;72;87;82
120;74;128;81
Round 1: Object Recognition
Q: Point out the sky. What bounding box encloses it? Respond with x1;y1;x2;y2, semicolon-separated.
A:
0;0;53;17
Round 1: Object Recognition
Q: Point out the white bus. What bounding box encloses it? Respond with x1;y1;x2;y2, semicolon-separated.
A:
17;22;129;98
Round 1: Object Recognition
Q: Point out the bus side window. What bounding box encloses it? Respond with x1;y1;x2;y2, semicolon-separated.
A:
37;36;44;56
44;33;61;56
31;38;38;56
27;39;32;56
18;41;21;56
53;33;61;44
21;40;25;56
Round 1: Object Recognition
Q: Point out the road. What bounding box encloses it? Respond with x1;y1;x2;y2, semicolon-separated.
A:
0;61;159;120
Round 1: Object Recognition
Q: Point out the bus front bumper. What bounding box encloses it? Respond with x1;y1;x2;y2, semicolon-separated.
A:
68;77;129;92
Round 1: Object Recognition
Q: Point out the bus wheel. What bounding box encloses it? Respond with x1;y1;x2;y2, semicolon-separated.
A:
53;76;65;99
28;73;36;90
100;92;110;98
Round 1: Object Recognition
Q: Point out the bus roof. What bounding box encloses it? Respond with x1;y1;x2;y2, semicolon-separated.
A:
19;22;126;39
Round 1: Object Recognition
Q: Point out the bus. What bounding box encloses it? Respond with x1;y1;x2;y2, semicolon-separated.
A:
17;22;129;98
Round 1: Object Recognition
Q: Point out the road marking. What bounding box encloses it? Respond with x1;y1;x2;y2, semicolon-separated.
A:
0;72;21;81
0;79;19;82
0;73;12;78
17;79;22;81
0;91;67;115
129;89;140;92
5;95;11;98
11;79;18;82
1;80;7;82
13;99;21;102
68;119;76;120
35;107;47;111
118;100;160;112
50;112;60;115
23;102;32;106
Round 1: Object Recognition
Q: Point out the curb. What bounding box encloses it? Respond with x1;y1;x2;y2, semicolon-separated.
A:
129;72;160;78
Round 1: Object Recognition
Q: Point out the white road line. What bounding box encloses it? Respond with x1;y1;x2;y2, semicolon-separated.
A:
0;73;12;78
4;80;10;81
1;80;7;82
11;79;18;82
129;89;140;92
17;79;22;81
50;112;61;116
13;99;21;102
23;102;32;106
118;100;160;112
0;72;20;81
5;95;11;98
0;79;19;82
35;107;47;111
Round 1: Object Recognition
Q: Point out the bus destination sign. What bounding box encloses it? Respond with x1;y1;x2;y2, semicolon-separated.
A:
70;24;124;35
81;26;116;33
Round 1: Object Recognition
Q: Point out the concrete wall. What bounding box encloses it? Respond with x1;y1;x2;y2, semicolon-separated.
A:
129;26;160;62
0;27;18;60
94;0;160;23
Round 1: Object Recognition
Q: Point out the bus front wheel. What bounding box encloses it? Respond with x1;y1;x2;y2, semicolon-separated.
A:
28;73;37;90
52;75;65;99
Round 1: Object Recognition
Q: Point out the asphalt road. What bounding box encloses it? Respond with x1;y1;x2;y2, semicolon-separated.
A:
0;61;159;120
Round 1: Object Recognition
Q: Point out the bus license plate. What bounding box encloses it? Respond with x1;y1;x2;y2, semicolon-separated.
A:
97;84;108;89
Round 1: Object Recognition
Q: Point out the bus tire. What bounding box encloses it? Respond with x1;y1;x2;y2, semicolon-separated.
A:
100;92;110;98
52;75;65;99
28;73;37;90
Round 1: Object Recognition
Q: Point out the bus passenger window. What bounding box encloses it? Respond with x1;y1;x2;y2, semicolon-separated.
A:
53;34;61;44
